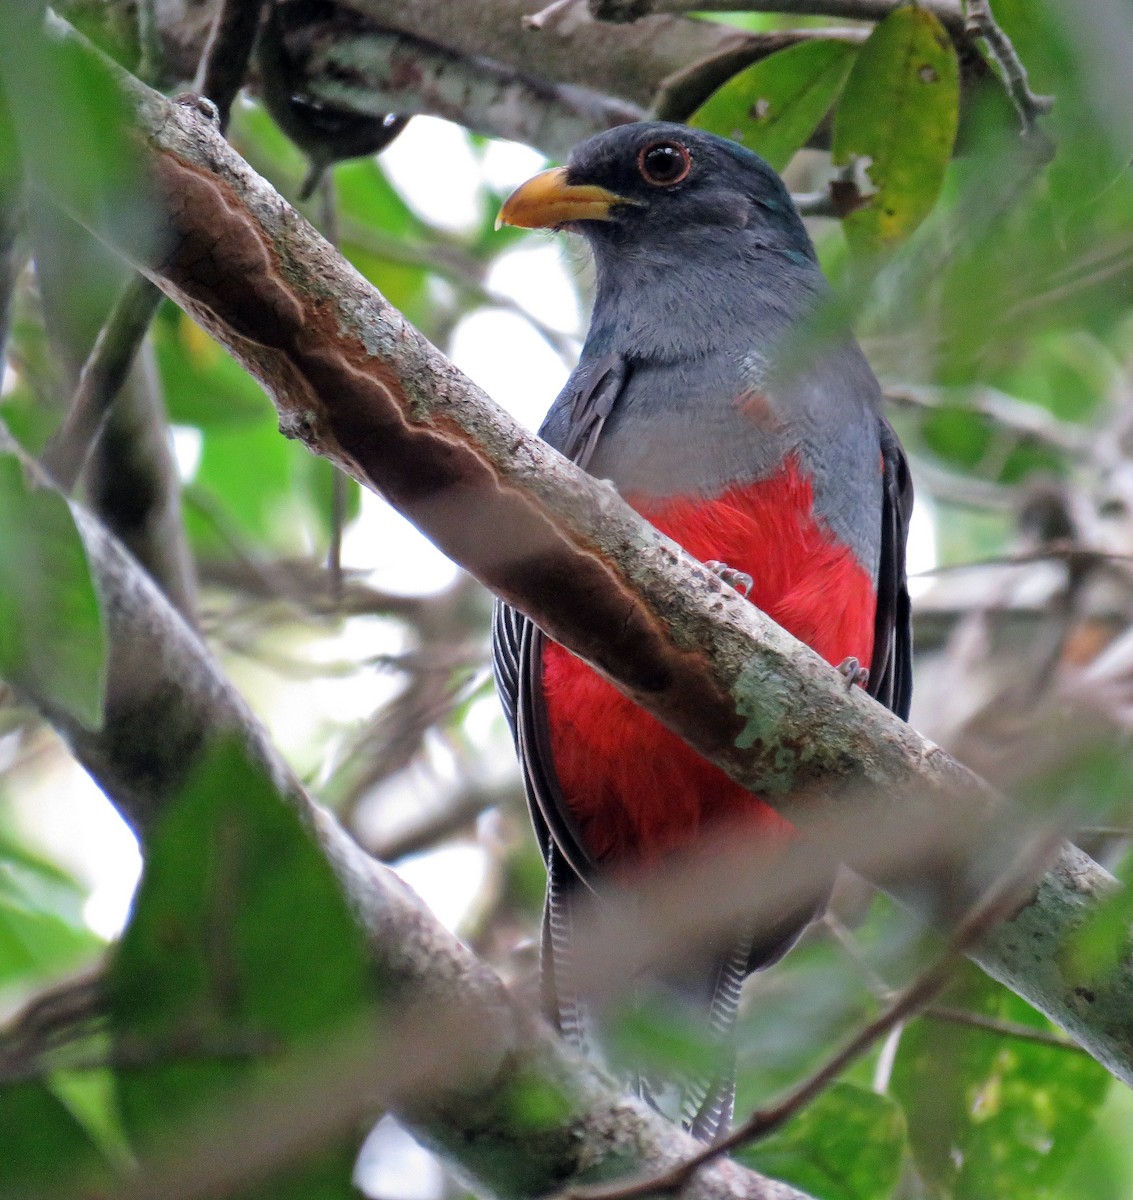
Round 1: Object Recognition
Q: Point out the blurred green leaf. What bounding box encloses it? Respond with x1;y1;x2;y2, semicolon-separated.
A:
155;306;272;428
893;965;1110;1199
739;1082;906;1200
1051;1082;1133;1200
108;738;375;1193
0;1081;111;1196
0;828;100;988
0;453;106;728
833;6;960;253
691;40;857;172
184;416;315;557
0;11;157;263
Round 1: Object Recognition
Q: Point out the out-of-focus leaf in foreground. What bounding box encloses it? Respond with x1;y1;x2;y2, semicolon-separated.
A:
0;829;101;989
0;453;106;728
892;965;1110;1199
107;738;376;1195
738;1082;906;1200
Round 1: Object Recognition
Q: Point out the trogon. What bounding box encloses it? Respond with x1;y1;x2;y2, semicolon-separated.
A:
492;122;913;1141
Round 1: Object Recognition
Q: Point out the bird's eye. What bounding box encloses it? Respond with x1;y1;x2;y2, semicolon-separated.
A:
637;141;692;187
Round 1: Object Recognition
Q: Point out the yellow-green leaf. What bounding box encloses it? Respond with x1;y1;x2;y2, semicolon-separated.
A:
691;40;858;172
832;5;960;253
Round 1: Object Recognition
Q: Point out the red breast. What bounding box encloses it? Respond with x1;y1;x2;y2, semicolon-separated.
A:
541;456;876;866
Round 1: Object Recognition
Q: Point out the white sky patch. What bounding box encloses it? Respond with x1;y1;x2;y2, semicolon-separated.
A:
9;757;142;941
450;308;571;432
171;424;203;482
355;1116;446;1199
380;117;483;234
486;242;583;333
906;493;938;599
340;488;460;595
481;138;547;192
1;361;18;396
394;842;489;934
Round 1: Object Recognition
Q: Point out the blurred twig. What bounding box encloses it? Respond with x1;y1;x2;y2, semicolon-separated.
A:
562;832;1062;1200
369;780;522;862
886;385;1095;458
40;275;164;492
921;1005;1085;1052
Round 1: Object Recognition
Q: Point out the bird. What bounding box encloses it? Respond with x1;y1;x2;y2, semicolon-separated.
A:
491;121;913;1141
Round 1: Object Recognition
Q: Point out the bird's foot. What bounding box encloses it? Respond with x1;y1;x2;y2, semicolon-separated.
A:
838;657;869;691
705;560;753;598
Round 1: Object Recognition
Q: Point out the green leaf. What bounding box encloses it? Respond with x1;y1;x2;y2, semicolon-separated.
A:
0;10;157;265
107;738;375;1194
0;1081;111;1196
892;965;1110;1199
832;5;960;253
0;828;101;988
739;1082;906;1200
691;40;858;172
0;454;107;728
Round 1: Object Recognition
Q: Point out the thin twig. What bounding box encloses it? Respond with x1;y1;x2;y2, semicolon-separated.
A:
192;0;267;133
964;0;1054;138
563;833;1062;1200
524;0;586;29
922;1005;1085;1052
911;543;1133;578
39;274;163;492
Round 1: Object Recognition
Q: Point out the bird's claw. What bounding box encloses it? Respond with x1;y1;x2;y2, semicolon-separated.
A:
705;560;754;597
838;657;869;691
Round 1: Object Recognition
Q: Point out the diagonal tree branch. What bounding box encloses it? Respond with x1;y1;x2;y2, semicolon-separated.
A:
1;436;808;1199
20;12;1133;1088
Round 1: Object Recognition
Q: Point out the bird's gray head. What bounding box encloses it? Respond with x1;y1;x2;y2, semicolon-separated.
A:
499;122;817;268
498;122;824;358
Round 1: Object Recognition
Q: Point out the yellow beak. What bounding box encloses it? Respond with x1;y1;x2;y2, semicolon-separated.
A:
495;166;630;230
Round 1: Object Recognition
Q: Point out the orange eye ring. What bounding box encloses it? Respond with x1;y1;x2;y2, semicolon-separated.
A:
636;141;692;187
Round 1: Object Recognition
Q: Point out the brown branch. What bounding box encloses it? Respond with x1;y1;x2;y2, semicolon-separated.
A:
24;14;1133;1087
963;0;1054;137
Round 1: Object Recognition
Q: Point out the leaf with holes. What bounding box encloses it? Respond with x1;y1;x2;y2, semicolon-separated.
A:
691;40;858;172
832;5;959;253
